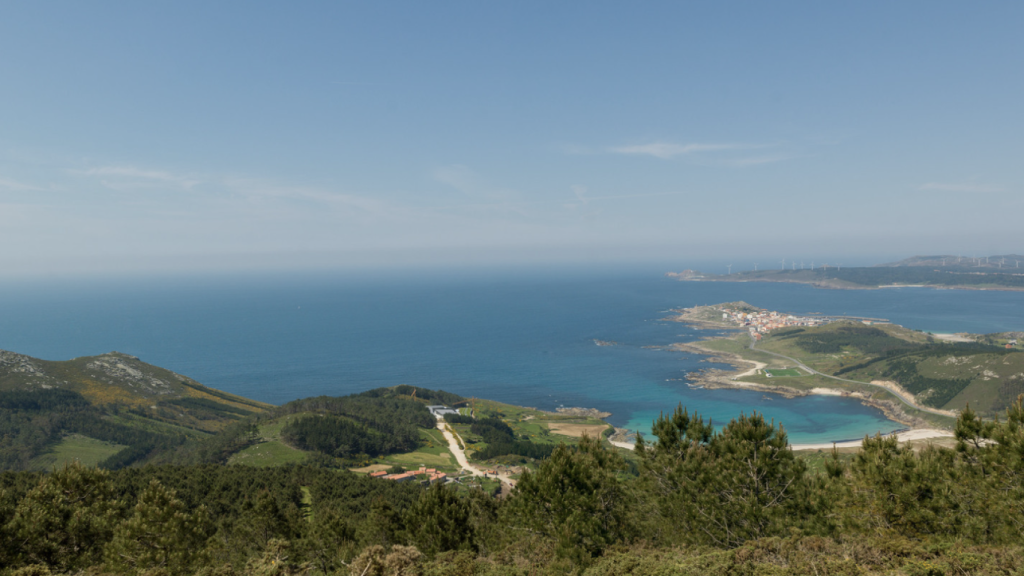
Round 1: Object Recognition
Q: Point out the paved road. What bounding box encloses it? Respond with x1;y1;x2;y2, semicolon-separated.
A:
748;337;954;418
436;419;517;486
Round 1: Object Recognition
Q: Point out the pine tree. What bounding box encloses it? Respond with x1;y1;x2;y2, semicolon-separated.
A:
296;507;356;575
846;434;944;537
363;497;406;548
6;462;119;571
104;479;211;575
504;434;631;565
638;408;810;547
405;483;474;558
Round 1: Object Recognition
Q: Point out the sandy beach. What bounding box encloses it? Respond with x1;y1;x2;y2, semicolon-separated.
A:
789;428;954;451
933;333;975;343
608;428;955;452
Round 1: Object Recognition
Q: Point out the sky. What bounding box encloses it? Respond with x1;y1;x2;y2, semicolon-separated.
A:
1;2;1022;277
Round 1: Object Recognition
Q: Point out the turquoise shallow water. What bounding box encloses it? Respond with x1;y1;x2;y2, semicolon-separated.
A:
2;269;1023;444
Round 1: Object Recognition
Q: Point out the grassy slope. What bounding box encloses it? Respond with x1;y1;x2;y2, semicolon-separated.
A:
227;414;308;467
0;349;272;433
28;434;128;470
707;321;1022;421
0;348;277;469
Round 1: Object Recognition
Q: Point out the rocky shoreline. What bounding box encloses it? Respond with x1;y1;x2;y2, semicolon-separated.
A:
544;407;613;419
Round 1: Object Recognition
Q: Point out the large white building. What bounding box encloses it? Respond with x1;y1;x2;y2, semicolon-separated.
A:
427;405;460;418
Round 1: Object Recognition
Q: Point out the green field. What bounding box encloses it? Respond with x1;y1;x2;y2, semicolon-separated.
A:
765;368;803;377
228;440;307;467
227;414;310;467
382;450;452;468
29;434;126;470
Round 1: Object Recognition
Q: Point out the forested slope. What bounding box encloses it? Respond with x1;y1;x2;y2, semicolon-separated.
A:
3;402;1024;575
159;385;465;467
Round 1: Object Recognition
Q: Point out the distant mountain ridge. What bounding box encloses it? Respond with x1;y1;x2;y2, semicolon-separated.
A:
880;254;1024;271
667;254;1024;290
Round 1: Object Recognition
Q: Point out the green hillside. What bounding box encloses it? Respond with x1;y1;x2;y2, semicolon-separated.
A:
0;349;270;430
754;322;1024;417
0;349;273;471
161;385;467;469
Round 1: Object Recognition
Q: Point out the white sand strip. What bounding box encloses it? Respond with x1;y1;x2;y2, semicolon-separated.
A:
933;333;974;343
791;428;954;451
608;428;955;452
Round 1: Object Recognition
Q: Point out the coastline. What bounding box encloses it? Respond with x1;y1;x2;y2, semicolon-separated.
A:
601;330;956;452
608;428;955;452
667;276;1024;293
665;339;942;433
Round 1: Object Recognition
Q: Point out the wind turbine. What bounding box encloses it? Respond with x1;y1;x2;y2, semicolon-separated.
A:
780;258;786;270
810;261;815;270
800;260;804;269
754;263;758;271
727;264;732;275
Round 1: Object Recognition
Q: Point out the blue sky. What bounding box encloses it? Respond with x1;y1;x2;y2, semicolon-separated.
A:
1;2;1021;276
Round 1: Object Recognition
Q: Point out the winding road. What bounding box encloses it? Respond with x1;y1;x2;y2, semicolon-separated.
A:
746;336;956;418
436;419;517;486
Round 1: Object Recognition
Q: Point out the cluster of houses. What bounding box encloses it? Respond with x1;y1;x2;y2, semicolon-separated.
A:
369;466;448;485
720;308;826;339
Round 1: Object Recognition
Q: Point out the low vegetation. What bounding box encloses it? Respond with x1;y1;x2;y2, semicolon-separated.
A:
3;399;1024;574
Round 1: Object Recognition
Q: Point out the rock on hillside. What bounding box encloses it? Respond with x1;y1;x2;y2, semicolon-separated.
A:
0;349;270;429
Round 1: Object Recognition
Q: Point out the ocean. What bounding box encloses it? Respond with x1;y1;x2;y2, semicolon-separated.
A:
3;268;1023;444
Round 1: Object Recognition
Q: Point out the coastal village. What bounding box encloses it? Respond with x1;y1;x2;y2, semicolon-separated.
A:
684;302;890;339
720;307;827;340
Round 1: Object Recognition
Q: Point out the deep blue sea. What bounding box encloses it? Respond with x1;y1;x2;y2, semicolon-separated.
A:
3;269;1024;444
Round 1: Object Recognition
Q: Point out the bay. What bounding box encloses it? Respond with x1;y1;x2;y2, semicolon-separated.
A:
2;268;1023;444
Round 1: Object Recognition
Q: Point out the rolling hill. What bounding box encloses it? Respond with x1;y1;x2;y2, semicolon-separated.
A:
0;349;272;471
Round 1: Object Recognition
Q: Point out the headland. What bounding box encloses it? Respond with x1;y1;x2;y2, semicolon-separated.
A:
654;301;1024;450
667;253;1024;292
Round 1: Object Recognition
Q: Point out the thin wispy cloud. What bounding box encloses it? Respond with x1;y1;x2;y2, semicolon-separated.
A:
918;182;1005;193
0;178;47;192
608;142;747;159
564;185;593;212
75;165;202;190
432;164;517;203
719;154;795;167
221;177;406;217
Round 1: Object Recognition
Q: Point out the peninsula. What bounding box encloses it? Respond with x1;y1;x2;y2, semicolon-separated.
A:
666;302;1024;443
668;253;1024;291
